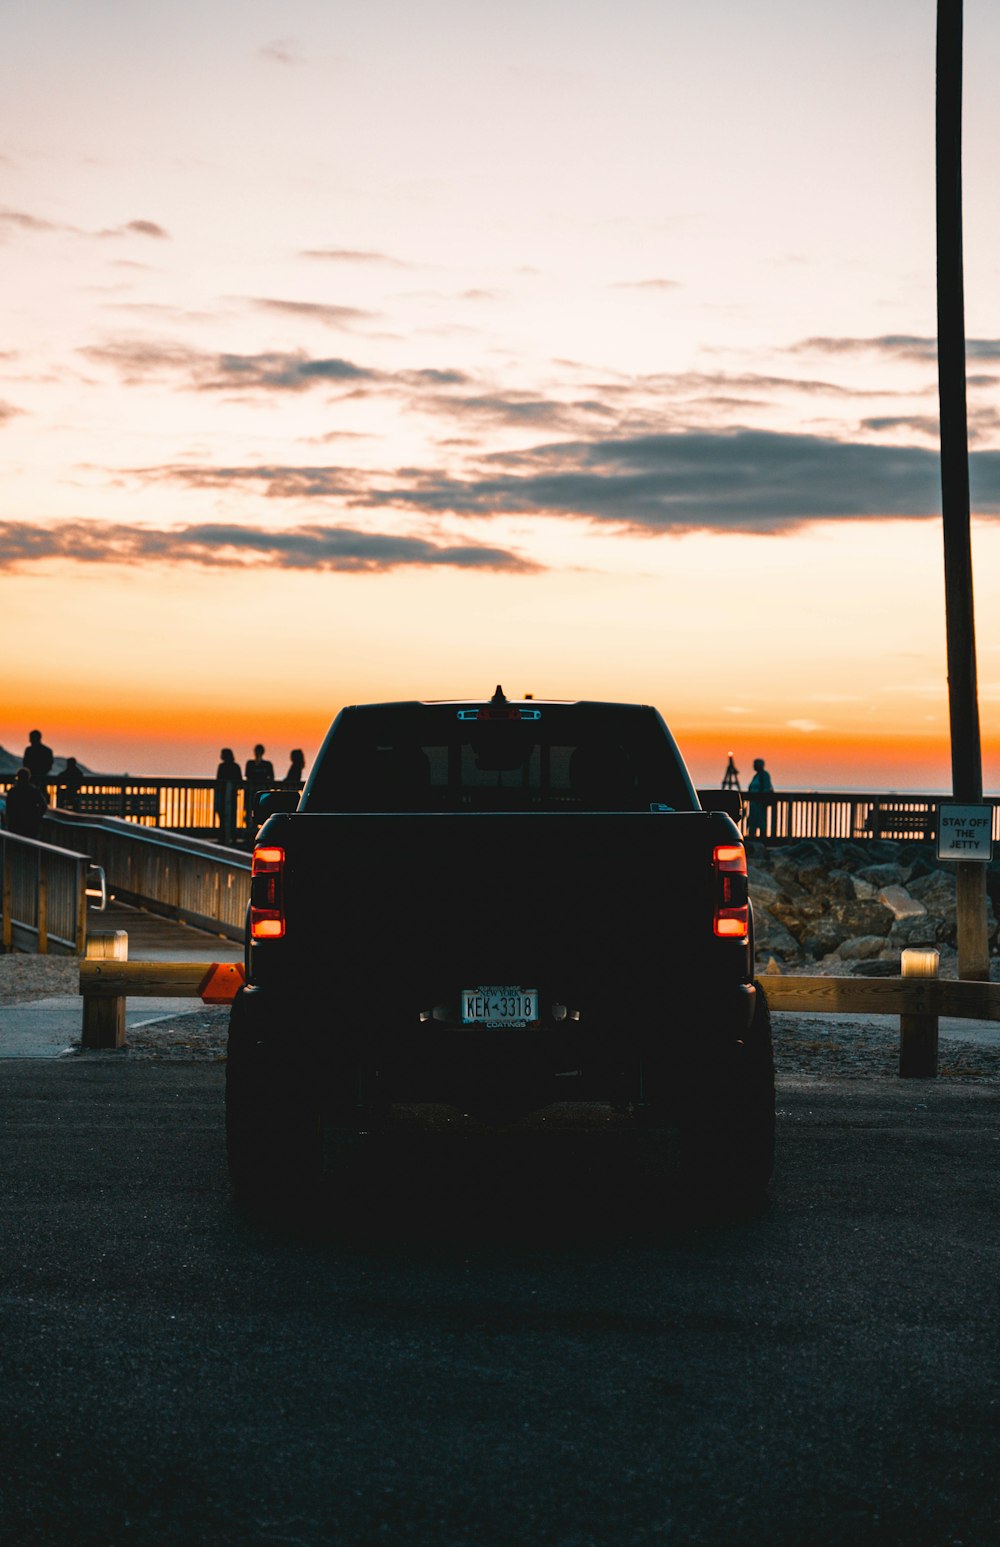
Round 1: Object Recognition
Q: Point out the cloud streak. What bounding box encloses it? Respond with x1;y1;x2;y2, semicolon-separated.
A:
1;208;171;242
861;414;940;438
0;520;539;575
611;278;681;292
358;430;963;530
80;341;378;392
0;207;63;237
300;246;413;267
99;219;170;240
793;334;1000;364
79;338;489;405
260;37;300;65
129;429;1000;533
247;297;377;329
78;327;941;437
416;390;616;433
645;368;901;401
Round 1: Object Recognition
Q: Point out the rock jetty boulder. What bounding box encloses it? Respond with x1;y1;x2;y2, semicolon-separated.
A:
877;884;927;921
746;838;998;975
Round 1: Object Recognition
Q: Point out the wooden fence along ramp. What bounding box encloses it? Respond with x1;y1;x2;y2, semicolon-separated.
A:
80;936;1000;1077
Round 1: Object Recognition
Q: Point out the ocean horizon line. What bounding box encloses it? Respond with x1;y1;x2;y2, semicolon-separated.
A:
7;768;999;802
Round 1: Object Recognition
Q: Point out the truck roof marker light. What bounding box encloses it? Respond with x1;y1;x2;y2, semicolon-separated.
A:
251;845;286;940
457;706;541;722
713;842;749;941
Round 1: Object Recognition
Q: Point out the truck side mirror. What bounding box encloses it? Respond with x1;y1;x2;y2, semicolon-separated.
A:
699;788;744;821
253;788;300;822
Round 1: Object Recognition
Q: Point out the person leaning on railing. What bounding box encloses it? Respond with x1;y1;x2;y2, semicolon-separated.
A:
57;756;85;810
3;768;49;838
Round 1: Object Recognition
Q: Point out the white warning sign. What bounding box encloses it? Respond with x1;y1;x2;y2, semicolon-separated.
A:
937;804;994;862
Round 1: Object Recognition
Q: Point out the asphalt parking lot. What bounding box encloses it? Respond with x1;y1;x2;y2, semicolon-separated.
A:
1;1060;999;1547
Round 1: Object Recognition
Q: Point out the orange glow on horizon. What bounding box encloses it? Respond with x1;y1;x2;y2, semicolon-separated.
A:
676;727;1000;795
0;693;335;778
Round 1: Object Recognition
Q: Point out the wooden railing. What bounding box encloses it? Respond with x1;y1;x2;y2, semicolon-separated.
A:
0;775;249;837
0;831;90;954
717;791;1000;845
43;812;250;942
4;775;999;846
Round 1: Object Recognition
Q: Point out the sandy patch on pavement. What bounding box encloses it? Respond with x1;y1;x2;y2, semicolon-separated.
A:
0;954;78;1006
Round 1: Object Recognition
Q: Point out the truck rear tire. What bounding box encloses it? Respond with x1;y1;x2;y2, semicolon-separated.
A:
225;994;323;1211
681;983;775;1203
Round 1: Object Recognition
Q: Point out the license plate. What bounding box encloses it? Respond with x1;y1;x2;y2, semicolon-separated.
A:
461;986;538;1026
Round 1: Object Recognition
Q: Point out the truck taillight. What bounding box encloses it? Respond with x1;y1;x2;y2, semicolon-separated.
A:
251;845;285;940
713;843;749;940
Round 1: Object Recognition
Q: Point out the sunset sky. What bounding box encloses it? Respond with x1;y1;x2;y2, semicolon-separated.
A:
3;0;1000;789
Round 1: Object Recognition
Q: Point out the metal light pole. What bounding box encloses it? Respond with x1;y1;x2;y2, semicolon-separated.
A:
935;0;990;979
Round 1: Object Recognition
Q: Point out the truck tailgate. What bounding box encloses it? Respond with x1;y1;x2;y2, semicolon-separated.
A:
270;811;734;1015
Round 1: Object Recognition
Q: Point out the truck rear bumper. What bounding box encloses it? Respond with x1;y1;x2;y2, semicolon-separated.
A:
230;980;758;1108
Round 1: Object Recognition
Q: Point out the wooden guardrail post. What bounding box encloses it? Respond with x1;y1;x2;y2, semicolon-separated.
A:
899;948;941;1078
81;930;129;1049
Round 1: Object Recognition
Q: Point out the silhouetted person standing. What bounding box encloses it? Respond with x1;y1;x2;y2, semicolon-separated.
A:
284;749;306;788
214;748;242;846
747;757;774;840
4;768;48;837
244;744;275;835
57;756;85;810
23;729;54;789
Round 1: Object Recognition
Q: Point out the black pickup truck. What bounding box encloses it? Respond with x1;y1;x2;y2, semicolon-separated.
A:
226;689;774;1204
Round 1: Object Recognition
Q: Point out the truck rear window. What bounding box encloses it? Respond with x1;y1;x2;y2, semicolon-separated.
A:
303;705;698;813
